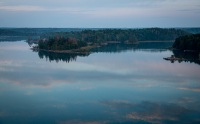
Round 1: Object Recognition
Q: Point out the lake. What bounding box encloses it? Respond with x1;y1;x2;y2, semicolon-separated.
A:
0;41;200;124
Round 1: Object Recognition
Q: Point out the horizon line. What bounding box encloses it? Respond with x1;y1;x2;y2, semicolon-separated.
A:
0;26;200;29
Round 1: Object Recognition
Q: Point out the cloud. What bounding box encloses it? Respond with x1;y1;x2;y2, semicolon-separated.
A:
0;5;46;11
0;0;167;8
0;0;199;27
82;8;156;17
0;4;96;15
0;0;199;17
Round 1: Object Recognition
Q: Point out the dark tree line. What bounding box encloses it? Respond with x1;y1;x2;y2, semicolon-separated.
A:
173;34;200;50
36;28;190;51
0;28;83;36
41;28;189;43
38;37;87;50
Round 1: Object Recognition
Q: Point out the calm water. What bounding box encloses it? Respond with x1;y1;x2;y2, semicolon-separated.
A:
0;41;200;124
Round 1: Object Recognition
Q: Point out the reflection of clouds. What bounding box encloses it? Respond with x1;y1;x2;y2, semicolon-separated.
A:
0;59;130;87
79;86;95;91
126;112;177;124
25;91;35;95
0;88;4;92
1;55;199;89
82;52;200;86
0;41;28;51
1;41;200;123
129;101;186;123
0;60;24;67
59;120;105;124
0;45;28;51
0;111;8;117
50;104;67;109
60;62;129;75
101;100;200;124
178;87;200;92
130;60;200;83
176;97;197;104
173;97;200;111
101;100;134;108
0;41;200;90
0;54;132;87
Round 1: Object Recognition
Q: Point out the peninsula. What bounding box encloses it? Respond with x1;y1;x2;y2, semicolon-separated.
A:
164;34;200;63
172;33;200;51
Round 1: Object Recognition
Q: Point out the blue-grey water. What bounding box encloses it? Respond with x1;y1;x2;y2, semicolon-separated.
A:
0;41;200;124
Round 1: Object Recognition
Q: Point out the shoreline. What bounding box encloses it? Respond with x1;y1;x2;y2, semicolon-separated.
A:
169;48;200;53
31;45;98;54
139;40;174;42
31;40;178;54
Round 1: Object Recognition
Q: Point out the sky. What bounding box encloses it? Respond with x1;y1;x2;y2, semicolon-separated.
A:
0;0;200;28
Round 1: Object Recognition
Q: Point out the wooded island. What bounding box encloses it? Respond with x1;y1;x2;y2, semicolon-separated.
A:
31;28;189;52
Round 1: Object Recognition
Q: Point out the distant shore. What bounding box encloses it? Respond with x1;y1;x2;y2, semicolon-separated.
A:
139;40;174;42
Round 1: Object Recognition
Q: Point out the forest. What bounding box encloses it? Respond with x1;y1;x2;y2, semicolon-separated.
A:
37;37;87;50
0;28;83;36
173;34;200;50
41;28;189;42
35;28;189;51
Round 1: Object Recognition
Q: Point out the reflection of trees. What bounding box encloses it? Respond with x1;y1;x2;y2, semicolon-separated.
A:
91;42;173;53
37;50;90;63
91;43;138;53
137;42;173;49
172;50;200;65
35;42;174;63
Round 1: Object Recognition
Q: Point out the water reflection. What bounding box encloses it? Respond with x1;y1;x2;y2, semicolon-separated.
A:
92;42;172;53
172;50;200;65
37;50;90;63
34;42;173;63
0;36;28;42
0;41;200;124
102;100;200;124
